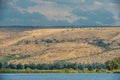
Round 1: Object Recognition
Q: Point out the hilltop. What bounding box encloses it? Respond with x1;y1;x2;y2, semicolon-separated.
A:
0;27;120;64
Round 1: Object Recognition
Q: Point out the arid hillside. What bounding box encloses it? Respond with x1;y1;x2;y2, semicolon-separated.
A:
0;27;120;64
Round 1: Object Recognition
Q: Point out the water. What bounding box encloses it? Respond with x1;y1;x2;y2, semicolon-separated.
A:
0;73;120;80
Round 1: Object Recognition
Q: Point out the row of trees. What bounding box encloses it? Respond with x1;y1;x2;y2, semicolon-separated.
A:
0;57;120;70
0;62;104;70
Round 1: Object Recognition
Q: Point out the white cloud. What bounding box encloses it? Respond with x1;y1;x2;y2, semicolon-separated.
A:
27;5;80;23
9;0;120;25
9;0;81;23
96;21;103;25
31;0;55;5
94;1;104;6
9;0;26;14
10;18;18;22
104;3;120;25
81;0;86;3
22;0;83;23
16;7;26;14
68;0;86;3
77;1;120;25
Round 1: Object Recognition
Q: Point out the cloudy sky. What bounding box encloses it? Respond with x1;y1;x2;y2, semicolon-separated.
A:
0;0;120;26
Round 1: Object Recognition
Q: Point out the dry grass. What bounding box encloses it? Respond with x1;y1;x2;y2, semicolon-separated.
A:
0;27;120;64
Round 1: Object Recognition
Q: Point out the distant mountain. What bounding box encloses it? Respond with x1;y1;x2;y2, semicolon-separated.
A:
0;26;120;28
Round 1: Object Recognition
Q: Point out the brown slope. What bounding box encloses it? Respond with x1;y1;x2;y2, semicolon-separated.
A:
0;28;120;64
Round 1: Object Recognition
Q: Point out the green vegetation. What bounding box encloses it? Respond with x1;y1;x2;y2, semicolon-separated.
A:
89;39;110;49
105;57;120;70
0;69;79;73
0;57;120;73
0;63;2;69
0;68;120;73
0;54;30;63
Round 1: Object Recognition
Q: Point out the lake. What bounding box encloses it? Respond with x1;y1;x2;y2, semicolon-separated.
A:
0;73;120;80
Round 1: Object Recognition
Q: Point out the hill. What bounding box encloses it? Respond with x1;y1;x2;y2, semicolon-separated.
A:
0;27;120;64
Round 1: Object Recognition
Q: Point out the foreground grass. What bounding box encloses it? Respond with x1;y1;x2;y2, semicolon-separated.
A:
0;69;120;73
0;69;78;73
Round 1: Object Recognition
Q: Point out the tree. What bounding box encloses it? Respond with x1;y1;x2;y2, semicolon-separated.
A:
24;64;29;69
29;64;36;69
9;64;17;69
94;39;108;48
72;63;79;70
24;40;30;44
35;40;39;44
17;63;24;69
3;62;8;68
78;64;84;70
36;64;43;70
41;64;50;70
0;63;2;69
88;65;93;71
45;39;53;43
105;60;116;70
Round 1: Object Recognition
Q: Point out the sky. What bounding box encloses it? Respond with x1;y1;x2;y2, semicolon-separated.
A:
0;0;120;26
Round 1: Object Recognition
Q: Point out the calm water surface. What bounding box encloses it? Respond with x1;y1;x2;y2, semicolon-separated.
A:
0;73;120;80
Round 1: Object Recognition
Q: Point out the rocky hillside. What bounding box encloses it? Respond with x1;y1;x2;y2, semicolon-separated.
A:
0;27;120;64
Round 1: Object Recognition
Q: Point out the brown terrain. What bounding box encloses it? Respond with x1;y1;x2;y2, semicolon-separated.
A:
0;27;120;64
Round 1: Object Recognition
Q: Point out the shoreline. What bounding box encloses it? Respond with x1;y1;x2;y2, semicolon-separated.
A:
0;69;120;73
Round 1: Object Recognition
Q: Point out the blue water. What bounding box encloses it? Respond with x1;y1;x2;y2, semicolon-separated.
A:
0;73;120;80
